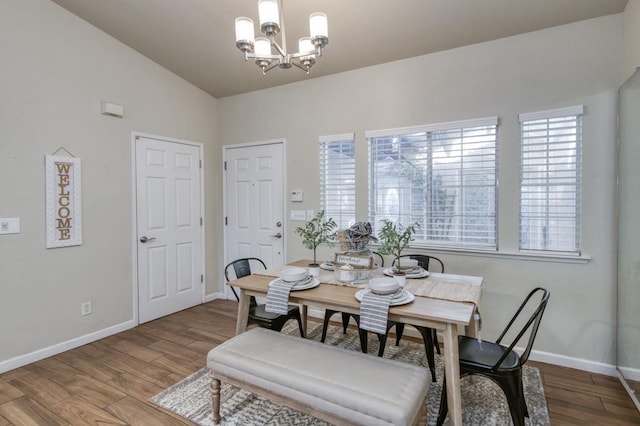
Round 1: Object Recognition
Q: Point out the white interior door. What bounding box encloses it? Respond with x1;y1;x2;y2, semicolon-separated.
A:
224;142;285;286
135;135;203;323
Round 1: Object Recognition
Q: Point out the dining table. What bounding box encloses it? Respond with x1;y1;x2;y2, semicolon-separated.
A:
227;259;483;426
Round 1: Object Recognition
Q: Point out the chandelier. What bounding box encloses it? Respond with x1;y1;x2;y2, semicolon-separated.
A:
234;0;328;75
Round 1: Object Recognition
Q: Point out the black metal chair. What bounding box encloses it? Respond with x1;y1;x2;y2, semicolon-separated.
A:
436;287;550;426
225;258;304;337
320;252;385;345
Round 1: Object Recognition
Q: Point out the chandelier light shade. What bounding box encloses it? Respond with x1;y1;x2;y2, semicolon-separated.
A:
234;0;329;75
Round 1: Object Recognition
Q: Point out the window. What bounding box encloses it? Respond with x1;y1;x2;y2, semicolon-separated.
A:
367;117;498;249
519;105;583;253
319;134;356;229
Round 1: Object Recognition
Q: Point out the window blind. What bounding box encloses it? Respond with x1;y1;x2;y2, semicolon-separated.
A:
519;106;583;253
319;134;356;229
368;118;498;249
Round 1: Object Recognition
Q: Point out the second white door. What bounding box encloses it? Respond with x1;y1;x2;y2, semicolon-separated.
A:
225;142;285;277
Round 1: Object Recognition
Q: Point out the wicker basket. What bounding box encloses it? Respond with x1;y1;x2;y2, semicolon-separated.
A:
335;230;371;252
334;264;372;283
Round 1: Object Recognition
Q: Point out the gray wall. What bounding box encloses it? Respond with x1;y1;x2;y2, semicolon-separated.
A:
0;0;219;367
624;0;640;80
218;15;623;370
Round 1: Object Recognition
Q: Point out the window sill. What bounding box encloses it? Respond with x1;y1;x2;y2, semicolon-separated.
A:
371;244;591;264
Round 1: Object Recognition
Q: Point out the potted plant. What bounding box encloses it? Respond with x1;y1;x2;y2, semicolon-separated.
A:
377;219;421;278
295;210;337;275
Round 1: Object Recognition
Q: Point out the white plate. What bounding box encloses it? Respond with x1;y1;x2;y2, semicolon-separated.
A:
354;289;415;306
383;267;429;279
320;262;335;271
269;277;320;291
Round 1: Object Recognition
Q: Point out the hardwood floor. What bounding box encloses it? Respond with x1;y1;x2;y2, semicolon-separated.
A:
1;299;638;425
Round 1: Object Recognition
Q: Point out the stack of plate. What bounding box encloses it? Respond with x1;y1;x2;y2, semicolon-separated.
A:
354;288;415;306
269;274;319;291
383;267;429;279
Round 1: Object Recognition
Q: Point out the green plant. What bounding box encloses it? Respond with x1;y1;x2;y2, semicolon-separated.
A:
295;210;337;265
377;219;421;267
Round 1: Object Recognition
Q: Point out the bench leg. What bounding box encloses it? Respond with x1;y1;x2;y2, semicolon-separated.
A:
210;370;221;424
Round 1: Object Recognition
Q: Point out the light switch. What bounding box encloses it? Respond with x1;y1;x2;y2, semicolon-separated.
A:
290;210;306;221
0;218;20;235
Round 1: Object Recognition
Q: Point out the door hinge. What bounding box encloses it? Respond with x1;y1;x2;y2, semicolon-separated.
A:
201;274;203;283
225;216;228;225
200;217;203;226
199;159;202;169
224;161;227;171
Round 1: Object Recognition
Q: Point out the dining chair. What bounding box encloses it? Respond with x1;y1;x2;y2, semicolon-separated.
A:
436;287;550;426
225;257;305;337
320;252;385;345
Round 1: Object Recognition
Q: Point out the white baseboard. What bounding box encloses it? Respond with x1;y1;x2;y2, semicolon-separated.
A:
617;365;640;382
205;292;228;303
526;348;617;377
0;319;136;374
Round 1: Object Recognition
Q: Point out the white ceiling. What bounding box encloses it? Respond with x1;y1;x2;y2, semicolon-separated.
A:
51;0;628;99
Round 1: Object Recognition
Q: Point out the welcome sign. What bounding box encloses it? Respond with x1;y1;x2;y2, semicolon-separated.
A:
45;155;82;248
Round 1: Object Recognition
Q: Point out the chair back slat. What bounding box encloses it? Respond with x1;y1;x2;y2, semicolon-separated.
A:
224;257;267;303
493;287;550;368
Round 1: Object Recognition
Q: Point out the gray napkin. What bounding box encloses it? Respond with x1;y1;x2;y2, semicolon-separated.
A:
265;279;296;314
359;289;402;334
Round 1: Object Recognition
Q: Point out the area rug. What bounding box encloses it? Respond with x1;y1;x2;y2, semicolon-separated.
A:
150;322;550;425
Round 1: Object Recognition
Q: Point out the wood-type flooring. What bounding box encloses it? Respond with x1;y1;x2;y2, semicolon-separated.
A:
1;300;638;425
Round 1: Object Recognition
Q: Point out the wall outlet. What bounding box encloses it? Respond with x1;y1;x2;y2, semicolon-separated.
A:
306;210;315;220
81;301;92;316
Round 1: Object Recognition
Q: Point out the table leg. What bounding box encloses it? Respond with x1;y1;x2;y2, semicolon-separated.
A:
235;288;249;335
301;304;308;337
443;323;462;426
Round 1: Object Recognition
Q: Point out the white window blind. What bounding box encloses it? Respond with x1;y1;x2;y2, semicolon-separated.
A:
519;105;583;253
367;118;498;249
319;134;356;229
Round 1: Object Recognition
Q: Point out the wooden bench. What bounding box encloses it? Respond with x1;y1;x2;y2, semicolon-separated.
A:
207;327;430;425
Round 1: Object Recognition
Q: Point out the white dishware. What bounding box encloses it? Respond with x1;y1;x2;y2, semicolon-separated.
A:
269;277;320;291
397;258;419;270
281;267;308;282
320;261;335;271
383;267;429;279
394;273;406;288
354;289;415;306
369;277;400;295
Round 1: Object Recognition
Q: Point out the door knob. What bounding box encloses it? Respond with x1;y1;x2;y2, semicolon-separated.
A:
270;233;282;238
140;236;156;243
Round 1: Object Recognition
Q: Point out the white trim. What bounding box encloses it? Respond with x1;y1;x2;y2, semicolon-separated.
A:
131;131;206;325
365;116;498;139
0;319;135;374
319;133;355;143
222;139;286;300
402;244;591;264
205;292;229;303
519;105;584;122
618;365;640;382
528;348;617;376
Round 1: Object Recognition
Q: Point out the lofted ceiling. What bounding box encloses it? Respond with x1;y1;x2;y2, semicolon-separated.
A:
51;0;628;99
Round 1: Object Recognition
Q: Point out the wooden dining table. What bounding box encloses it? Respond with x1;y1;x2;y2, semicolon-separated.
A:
227;259;483;426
